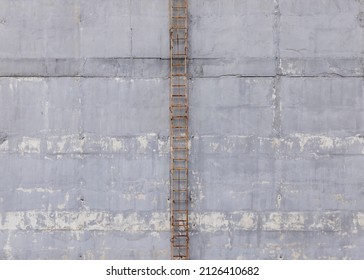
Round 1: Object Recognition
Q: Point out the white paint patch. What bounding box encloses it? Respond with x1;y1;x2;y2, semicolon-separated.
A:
198;212;229;233
231;212;257;230
285;213;305;231
3;234;13;259
295;134;311;152
22;77;44;82
284;62;301;75
16;187;57;194
271;138;281;149
0;139;9;151
0;211;346;235
57;193;70;210
18;137;41;154
319;136;334;150
334;194;346;203
150;212;170;231
283;138;294;150
137;136;148;150
308;213;341;232
122;193;146;201
262;212;282;231
158;138;169;154
150;232;160;238
210;142;219;152
100;137;125;152
43;100;49;131
262;212;305;231
357;212;364;228
276;194;282;210
136;133;157;153
47;135;84;153
189;171;205;204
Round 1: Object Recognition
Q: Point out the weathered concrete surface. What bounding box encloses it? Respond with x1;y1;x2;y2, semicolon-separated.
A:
1;0;364;259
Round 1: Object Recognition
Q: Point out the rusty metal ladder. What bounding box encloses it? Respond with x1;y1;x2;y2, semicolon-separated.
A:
169;0;189;260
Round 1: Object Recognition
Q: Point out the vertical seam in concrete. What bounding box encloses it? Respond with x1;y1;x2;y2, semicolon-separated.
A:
129;0;133;58
272;0;282;137
78;77;84;137
359;1;364;135
75;0;81;59
359;1;364;75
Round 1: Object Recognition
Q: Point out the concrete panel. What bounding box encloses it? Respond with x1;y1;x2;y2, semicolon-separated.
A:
0;78;47;135
0;0;80;58
79;0;131;58
190;77;273;136
131;0;169;58
82;78;169;136
281;78;364;136
279;0;364;58
190;3;275;58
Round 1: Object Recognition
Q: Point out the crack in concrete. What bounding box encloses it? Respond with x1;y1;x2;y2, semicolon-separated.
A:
272;0;282;137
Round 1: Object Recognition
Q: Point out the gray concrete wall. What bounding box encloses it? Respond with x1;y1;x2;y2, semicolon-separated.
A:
1;0;364;259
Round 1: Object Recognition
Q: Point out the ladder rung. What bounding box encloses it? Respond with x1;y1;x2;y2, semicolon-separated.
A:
171;113;188;117
171;119;188;122
171;147;188;150
172;135;188;139
172;220;188;224
173;199;188;202
173;244;187;248
172;74;187;77
171;105;187;109
173;235;189;239
171;177;188;180
172;6;187;9
171;94;186;97
172;38;186;42
174;219;188;222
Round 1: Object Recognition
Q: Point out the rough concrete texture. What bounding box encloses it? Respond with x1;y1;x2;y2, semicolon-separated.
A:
1;0;364;259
